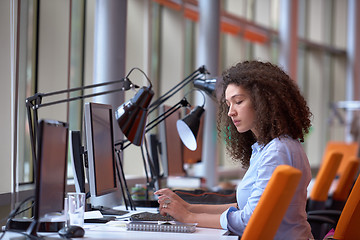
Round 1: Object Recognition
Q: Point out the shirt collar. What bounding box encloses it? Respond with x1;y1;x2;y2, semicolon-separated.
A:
250;142;260;165
251;141;261;152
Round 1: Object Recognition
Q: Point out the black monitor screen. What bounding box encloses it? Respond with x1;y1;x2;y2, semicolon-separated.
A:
84;102;117;197
69;130;86;194
35;119;68;219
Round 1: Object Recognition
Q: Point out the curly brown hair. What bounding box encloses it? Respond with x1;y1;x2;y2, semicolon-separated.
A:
217;61;312;168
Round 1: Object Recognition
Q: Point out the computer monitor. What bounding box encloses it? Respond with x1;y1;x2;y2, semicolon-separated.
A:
28;119;68;236
69;130;86;194
84;102;117;197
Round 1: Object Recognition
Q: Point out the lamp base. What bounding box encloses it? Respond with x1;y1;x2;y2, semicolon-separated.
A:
6;218;65;232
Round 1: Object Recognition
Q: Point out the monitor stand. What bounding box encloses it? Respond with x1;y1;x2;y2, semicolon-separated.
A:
89;205;128;216
7;218;65;233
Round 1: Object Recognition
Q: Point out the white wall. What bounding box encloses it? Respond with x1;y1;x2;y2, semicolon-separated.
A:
123;0;151;176
37;0;70;122
0;0;13;194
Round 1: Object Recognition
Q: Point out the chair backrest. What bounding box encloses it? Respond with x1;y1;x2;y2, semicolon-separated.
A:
323;141;358;177
241;165;302;240
332;157;360;202
310;151;343;202
333;173;360;240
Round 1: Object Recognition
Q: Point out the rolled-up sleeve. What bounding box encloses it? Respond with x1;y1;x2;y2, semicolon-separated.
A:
220;207;230;229
220;206;249;234
221;189;261;235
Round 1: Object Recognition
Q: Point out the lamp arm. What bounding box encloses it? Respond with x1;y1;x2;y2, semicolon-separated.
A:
125;67;152;88
114;148;136;210
35;87;131;109
117;98;191;155
140;143;152;199
148;65;209;114
26;81;131;164
183;88;206;108
145;98;190;133
26;102;38;167
26;78;134;110
45;78;134;97
142;137;160;193
26;67;150;167
26;66;155;111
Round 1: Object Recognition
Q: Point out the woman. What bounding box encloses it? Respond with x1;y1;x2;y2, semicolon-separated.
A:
155;60;313;239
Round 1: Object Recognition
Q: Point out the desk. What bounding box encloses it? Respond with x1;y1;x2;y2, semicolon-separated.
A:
2;207;238;240
2;225;237;239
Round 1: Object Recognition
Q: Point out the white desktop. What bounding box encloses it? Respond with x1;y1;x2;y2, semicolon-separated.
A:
3;206;238;240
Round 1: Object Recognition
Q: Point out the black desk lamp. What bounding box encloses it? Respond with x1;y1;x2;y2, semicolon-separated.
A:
125;66;210;205
25;67;153;212
193;78;218;100
176;105;205;151
116;65;211;151
146;66;210;142
116;84;154;146
26;68;152;163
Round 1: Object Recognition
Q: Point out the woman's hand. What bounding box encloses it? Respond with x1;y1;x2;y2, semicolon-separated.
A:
155;188;193;223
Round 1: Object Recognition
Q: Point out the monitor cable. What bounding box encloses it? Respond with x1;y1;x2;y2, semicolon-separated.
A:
0;195;43;240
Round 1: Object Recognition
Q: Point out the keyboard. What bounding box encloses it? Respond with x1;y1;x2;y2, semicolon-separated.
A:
92;206;129;216
130;212;174;221
84;207;128;223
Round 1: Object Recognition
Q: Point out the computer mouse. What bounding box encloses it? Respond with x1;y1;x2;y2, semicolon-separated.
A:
58;225;85;238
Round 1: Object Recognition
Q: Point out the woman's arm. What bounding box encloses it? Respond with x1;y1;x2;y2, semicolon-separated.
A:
188;203;236;214
158;196;224;228
183;212;223;229
155;188;237;228
155;188;236;214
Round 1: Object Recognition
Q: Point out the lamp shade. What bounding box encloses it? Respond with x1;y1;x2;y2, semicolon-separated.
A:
115;86;154;146
193;79;216;98
176;106;204;151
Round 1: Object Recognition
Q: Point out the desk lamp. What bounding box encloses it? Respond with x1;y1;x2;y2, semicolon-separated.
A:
115;66;211;153
26;68;150;164
146;66;210;147
115;69;154;146
25;67;152;212
177;105;205;151
128;67;210;205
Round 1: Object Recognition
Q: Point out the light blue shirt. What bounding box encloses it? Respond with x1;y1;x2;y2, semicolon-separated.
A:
220;136;313;240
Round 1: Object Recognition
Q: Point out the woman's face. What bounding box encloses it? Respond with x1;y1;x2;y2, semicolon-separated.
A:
225;84;257;137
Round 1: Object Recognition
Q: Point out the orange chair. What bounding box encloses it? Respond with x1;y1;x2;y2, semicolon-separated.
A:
307;151;343;211
308;157;358;238
328;157;360;210
308;173;360;240
322;141;358;177
241;165;302;240
332;173;360;240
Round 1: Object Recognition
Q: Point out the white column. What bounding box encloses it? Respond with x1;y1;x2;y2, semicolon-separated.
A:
197;0;220;189
279;0;298;80
345;0;360;141
93;0;127;141
92;0;127;207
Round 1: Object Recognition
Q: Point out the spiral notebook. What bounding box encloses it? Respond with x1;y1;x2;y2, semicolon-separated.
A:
126;221;197;233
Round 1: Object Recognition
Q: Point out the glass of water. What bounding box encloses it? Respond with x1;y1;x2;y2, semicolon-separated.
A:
67;192;85;227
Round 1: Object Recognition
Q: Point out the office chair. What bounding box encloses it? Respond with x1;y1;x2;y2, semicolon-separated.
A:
327;157;360;210
307;151;343;211
322;141;358;178
307;157;358;239
240;165;302;240
308;173;360;240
